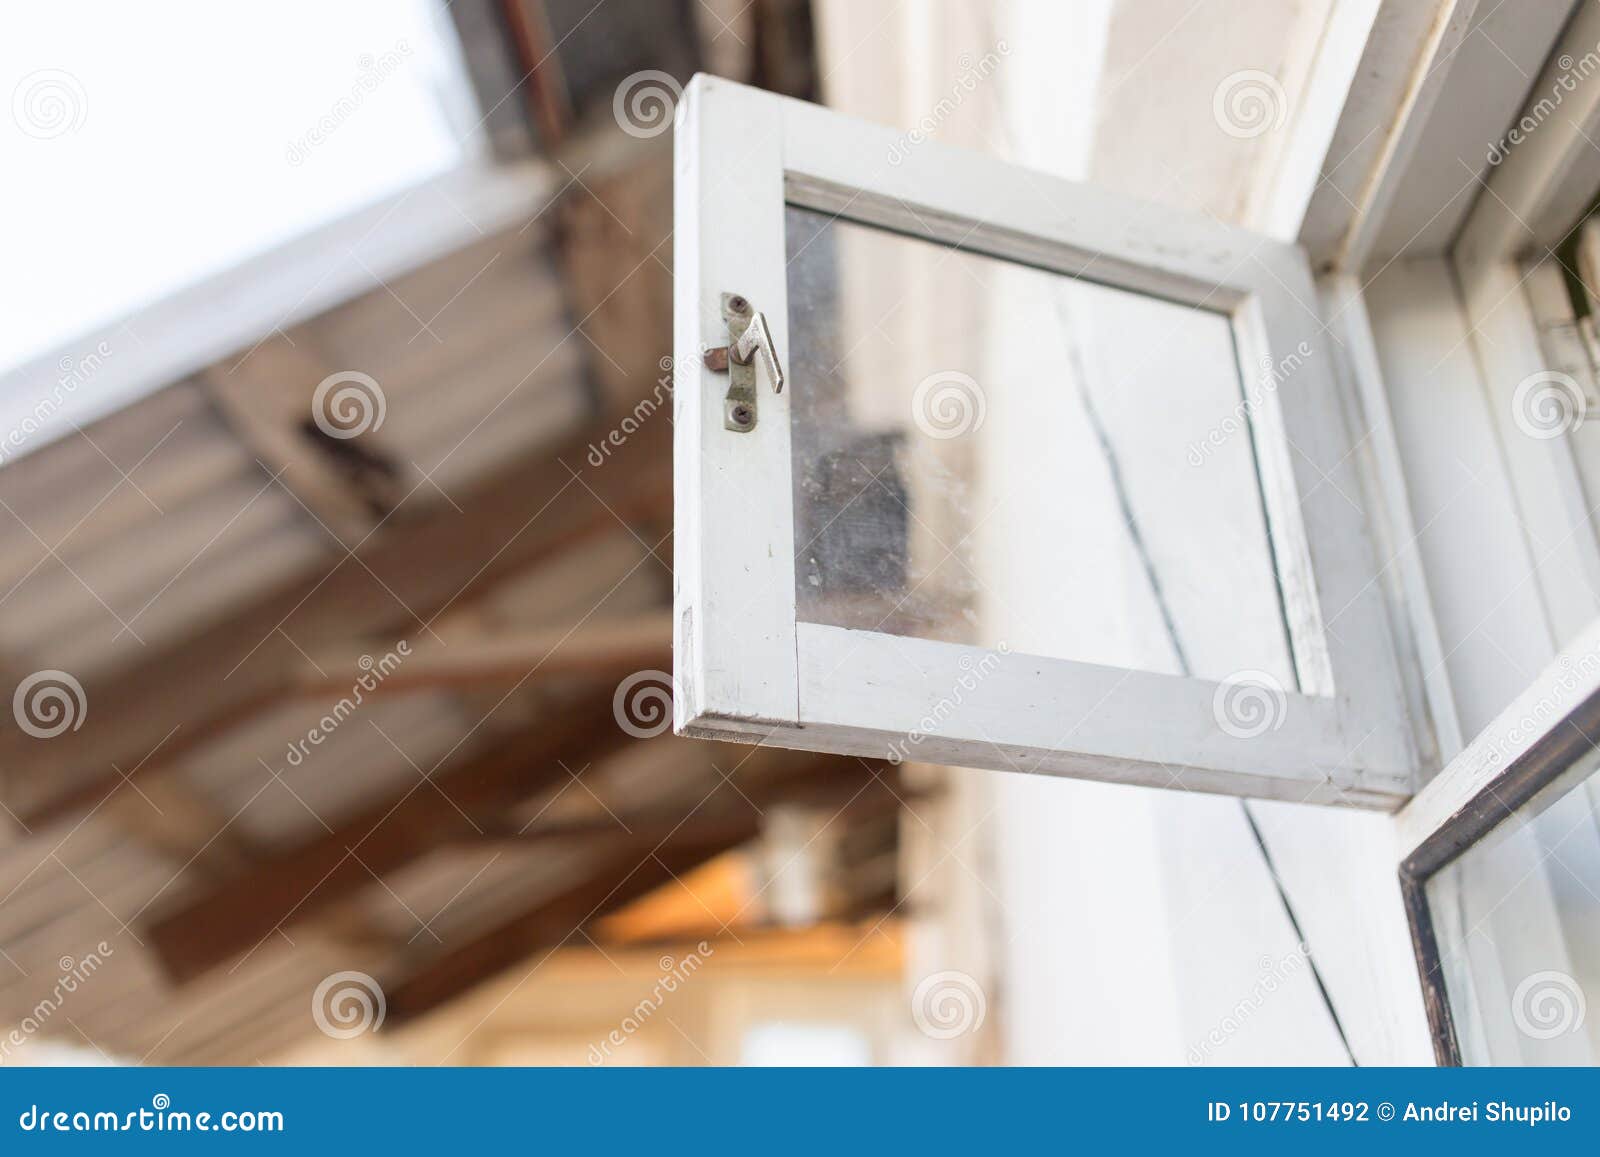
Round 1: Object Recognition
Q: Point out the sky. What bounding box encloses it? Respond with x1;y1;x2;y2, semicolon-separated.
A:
2;0;471;375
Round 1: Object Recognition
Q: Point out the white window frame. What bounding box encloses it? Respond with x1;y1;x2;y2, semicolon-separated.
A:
1383;0;1600;1064
672;75;1417;808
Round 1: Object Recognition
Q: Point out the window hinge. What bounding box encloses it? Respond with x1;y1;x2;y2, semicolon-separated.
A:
704;292;783;432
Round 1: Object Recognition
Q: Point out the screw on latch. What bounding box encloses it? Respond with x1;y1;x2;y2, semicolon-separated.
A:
728;401;755;430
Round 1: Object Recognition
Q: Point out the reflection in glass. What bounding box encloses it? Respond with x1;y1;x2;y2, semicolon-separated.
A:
784;205;1294;683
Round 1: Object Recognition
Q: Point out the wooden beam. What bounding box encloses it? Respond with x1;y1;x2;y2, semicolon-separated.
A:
103;775;261;877
296;614;672;696
468;813;759;846
448;0;540;159
502;0;573;146
202;342;383;547
9;412;673;828
143;699;630;984
24;683;289;827
460;776;924;844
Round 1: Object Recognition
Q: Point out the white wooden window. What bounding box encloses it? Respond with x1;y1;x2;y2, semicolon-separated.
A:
662;3;1600;1067
668;76;1420;809
673;76;1416;808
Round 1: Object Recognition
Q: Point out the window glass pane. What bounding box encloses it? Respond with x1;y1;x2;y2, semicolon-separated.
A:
1427;752;1600;1065
785;205;1294;683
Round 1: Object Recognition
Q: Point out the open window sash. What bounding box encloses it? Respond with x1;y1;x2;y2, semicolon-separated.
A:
673;75;1417;809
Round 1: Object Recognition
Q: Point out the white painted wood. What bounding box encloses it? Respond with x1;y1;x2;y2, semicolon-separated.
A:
1454;255;1600;650
1396;616;1600;860
1353;0;1466;262
1455;0;1600;266
0;161;550;463
1233;275;1458;1065
1390;1;1577;264
1384;5;1600;1063
1320;273;1464;768
1302;0;1581;269
674;75;1419;805
783;84;1417;774
672;75;799;730
1366;257;1596;1065
782;92;1422;745
1298;0;1584;267
1297;0;1478;270
1364;258;1556;735
793;623;1405;805
1531;247;1600;741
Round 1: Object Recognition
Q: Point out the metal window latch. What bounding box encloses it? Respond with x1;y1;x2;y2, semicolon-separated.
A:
704;292;783;432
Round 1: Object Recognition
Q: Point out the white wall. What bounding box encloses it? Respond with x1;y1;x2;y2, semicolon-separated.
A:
812;0;1389;1065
